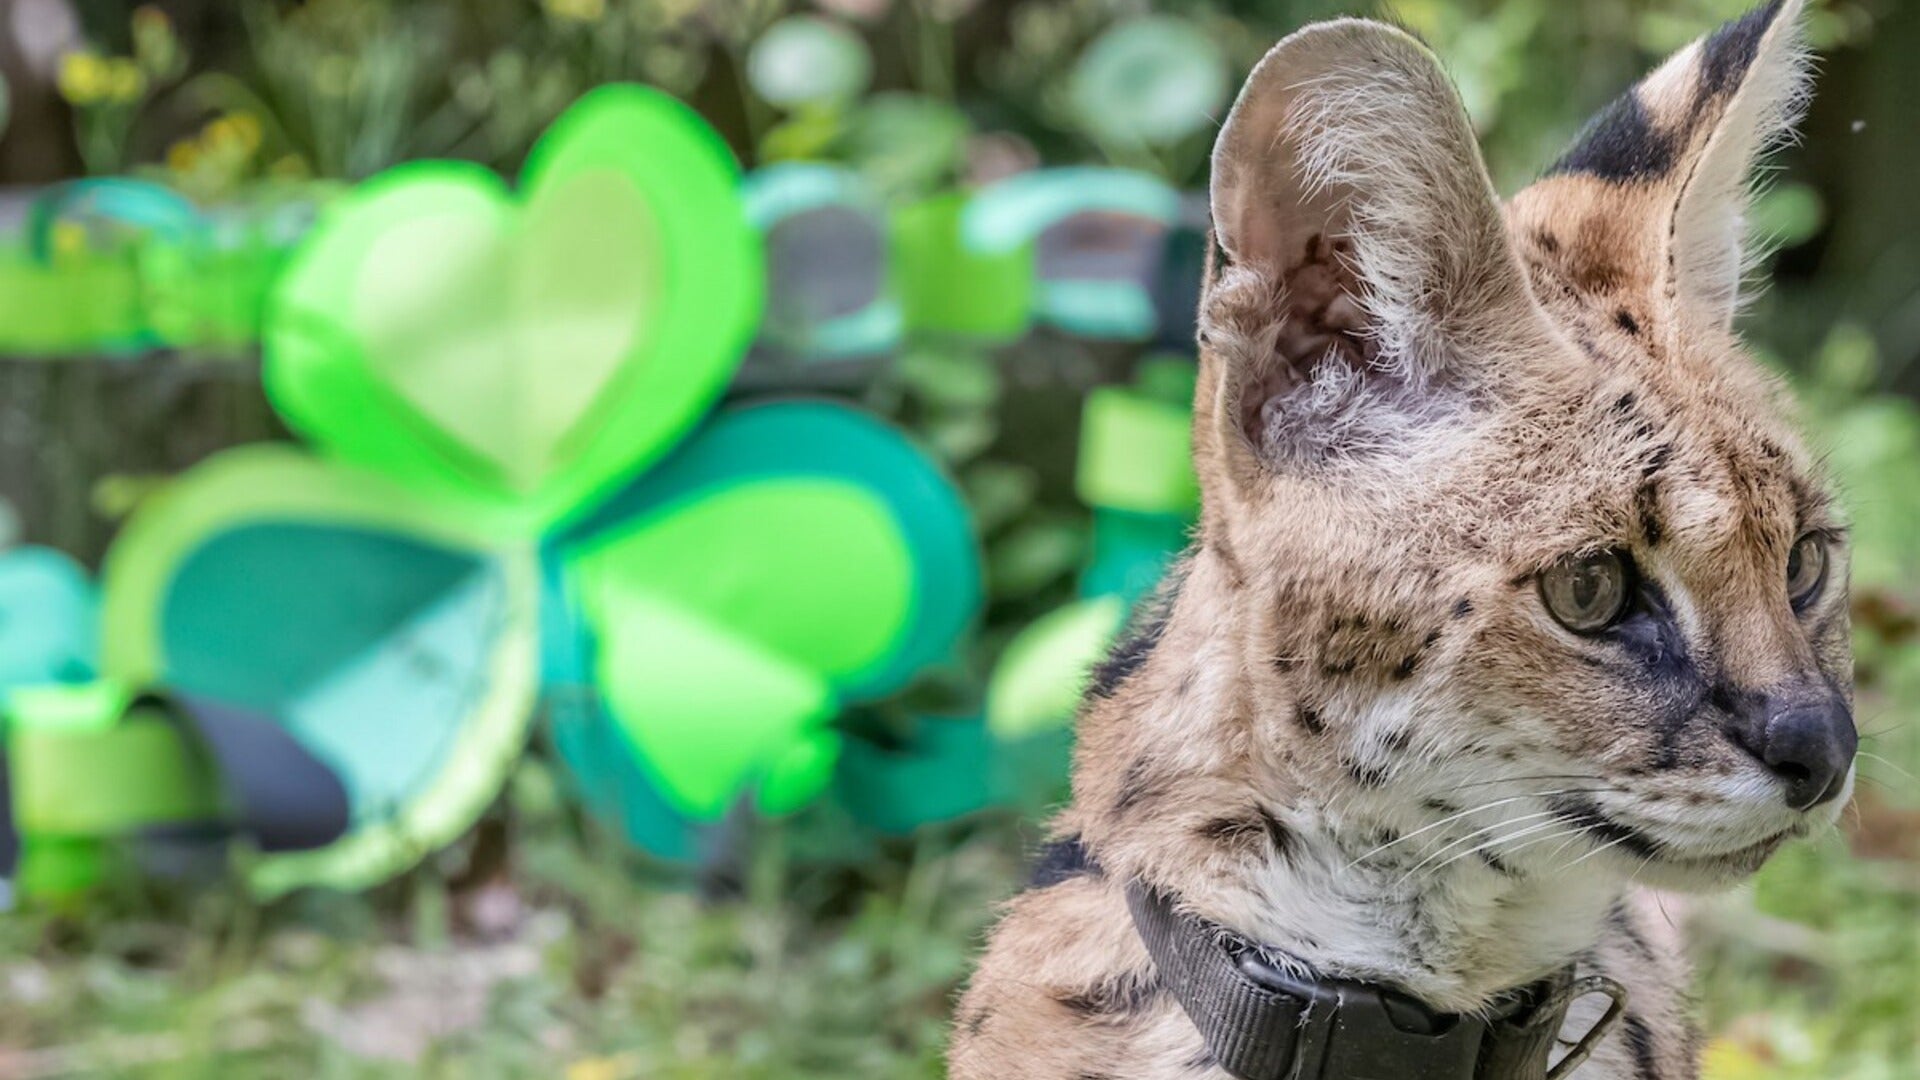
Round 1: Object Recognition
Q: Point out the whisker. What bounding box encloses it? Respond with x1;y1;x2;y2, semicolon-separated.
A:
1414;825;1586;884
1444;773;1612;792
1556;833;1636;875
1856;751;1918;787
1342;786;1622;869
1393;816;1570;889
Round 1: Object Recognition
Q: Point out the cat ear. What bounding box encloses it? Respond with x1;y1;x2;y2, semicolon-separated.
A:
1515;0;1812;333
1198;20;1555;496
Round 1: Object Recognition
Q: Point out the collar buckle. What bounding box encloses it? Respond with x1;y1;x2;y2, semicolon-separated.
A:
1527;974;1630;1080
1127;882;1631;1080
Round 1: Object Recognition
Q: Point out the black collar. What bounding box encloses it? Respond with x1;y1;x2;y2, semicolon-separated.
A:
1125;882;1627;1080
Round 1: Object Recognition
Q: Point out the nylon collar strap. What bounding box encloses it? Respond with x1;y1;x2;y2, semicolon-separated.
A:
1125;882;1627;1080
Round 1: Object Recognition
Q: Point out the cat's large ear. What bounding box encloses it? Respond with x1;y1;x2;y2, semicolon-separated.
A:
1198;20;1557;500
1514;0;1811;336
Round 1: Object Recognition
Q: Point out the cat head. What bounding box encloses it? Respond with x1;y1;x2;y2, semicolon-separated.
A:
1194;0;1850;890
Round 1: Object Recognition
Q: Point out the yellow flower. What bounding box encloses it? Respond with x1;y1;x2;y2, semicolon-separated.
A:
223;112;264;154
1701;1037;1772;1080
544;0;607;23
563;1055;637;1080
105;58;147;103
167;138;201;174
57;51;108;105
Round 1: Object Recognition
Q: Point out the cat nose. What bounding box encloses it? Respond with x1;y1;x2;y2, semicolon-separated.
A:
1730;696;1856;811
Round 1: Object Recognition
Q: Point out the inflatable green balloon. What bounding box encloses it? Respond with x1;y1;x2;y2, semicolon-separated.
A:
264;85;764;535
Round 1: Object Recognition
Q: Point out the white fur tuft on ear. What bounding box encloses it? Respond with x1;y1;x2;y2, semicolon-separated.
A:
1211;21;1542;374
1198;21;1555;488
1667;0;1814;327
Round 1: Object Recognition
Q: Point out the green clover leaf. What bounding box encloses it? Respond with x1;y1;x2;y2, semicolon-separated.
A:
263;85;763;534
552;401;981;833
100;446;542;898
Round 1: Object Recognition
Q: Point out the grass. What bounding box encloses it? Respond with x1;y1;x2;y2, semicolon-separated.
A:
0;732;1913;1079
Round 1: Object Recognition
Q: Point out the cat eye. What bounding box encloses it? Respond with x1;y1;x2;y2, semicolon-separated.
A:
1539;551;1631;634
1786;532;1828;609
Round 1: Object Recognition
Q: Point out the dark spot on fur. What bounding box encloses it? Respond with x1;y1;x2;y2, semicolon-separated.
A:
1183;1048;1219;1072
1296;705;1326;735
1643;442;1673;478
1113;757;1166;817
1481;849;1521;878
1452;597;1473;619
1610;903;1654;959
1346;759;1391;788
1260;807;1296;860
1622;1012;1663;1080
1424;797;1461;815
1636;479;1665;546
1616;308;1642;336
1198;807;1294;862
1054;969;1161;1022
1088;610;1169;701
1699;0;1784;101
1550;90;1678;182
960;1005;989;1036
1383;727;1414;753
1392;653;1420;680
1548;796;1664;860
1535;230;1560;254
1031;835;1099;888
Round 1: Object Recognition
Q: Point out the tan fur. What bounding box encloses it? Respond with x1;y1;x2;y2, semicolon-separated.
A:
954;4;1851;1078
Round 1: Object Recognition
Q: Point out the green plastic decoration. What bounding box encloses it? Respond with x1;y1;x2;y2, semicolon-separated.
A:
551;400;982;836
743;164;901;363
141;185;342;351
0;547;98;689
264;84;763;535
0;240;146;355
833;712;1073;835
892;193;1034;341
100;446;541;897
1070;16;1229;148
5;682;220;900
985;359;1198;738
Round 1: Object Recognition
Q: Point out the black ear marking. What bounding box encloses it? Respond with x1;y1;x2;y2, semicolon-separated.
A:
1700;0;1787;99
1548;91;1678;182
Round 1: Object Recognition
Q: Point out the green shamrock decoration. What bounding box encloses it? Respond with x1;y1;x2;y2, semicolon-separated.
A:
264;84;763;535
549;400;982;856
72;85;982;893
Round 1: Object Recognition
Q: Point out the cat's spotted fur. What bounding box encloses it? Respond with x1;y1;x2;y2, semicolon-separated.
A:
952;3;1853;1078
